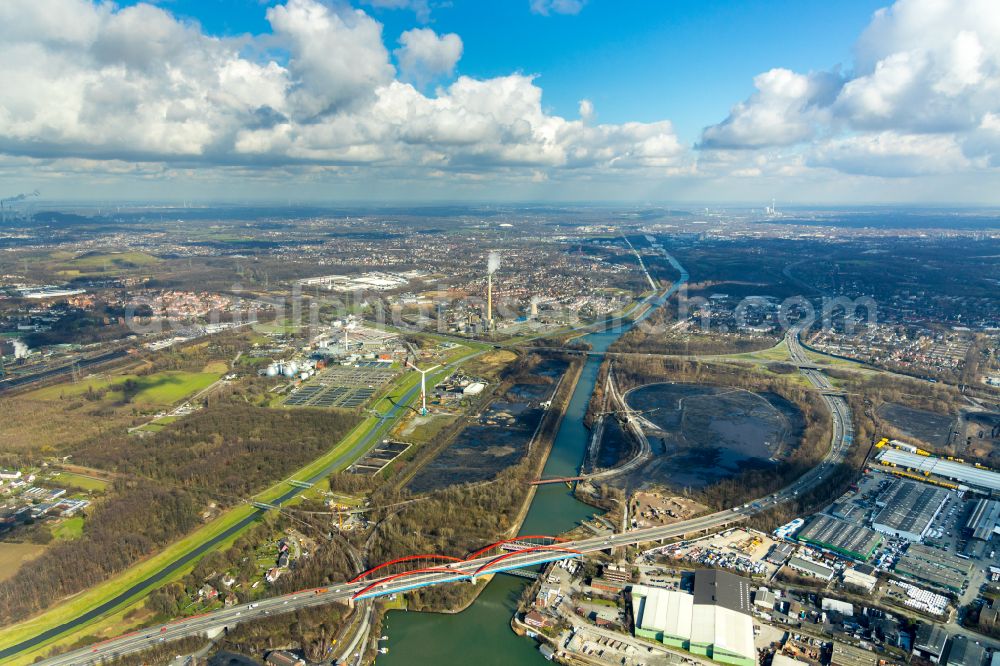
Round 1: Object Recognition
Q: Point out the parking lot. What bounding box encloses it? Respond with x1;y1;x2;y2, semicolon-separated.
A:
648;527;782;579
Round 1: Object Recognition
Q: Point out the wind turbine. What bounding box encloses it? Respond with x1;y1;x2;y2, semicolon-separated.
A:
406;359;440;416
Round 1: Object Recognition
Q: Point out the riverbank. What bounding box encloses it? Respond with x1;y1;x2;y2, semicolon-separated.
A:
510;357;587;533
367;356;586;649
376;243;689;666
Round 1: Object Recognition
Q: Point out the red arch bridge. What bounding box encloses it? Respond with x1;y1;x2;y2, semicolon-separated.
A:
349;535;583;600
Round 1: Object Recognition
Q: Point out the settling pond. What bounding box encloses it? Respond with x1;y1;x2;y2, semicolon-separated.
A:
593;382;804;491
404;358;569;494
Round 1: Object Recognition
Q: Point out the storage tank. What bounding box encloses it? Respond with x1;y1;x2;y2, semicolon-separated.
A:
265;364;279;377
283;362;298;377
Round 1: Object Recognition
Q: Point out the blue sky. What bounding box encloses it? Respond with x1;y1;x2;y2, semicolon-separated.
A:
1;0;998;203
154;0;886;143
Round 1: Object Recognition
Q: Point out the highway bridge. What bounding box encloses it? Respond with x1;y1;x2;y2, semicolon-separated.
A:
34;324;854;666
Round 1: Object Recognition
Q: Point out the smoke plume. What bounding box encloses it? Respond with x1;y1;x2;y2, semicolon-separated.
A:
0;190;40;205
487;251;501;274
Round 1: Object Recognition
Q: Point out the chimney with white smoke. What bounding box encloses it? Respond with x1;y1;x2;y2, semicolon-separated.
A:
486;251;500;327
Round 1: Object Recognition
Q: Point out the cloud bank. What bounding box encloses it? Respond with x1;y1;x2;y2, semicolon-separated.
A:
698;0;1000;178
0;0;683;177
0;0;998;200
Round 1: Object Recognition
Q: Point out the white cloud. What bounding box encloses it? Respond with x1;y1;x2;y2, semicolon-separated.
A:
699;68;842;149
394;28;462;86
4;0;997;198
267;0;394;118
0;0;685;180
530;0;586;16
809;131;971;177
699;0;1000;177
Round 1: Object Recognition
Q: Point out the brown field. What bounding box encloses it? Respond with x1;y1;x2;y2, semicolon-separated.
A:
0;543;47;582
630;492;707;529
202;360;229;374
0;397;134;453
461;350;518;379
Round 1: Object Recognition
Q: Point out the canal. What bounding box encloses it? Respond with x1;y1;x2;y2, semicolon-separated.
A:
377;248;688;665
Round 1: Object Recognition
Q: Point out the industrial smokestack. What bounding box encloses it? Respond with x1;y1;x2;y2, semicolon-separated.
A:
486;251;500;326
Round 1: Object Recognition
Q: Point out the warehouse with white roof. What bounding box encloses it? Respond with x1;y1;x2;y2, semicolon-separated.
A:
631;570;756;666
878;449;1000;495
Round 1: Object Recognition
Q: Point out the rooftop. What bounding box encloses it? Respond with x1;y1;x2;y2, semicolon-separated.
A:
692;569;753;615
797;514;883;560
872;479;948;539
878;450;1000;493
967;499;1000;541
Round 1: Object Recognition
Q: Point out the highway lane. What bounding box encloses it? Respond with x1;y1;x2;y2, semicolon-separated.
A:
37;325;854;666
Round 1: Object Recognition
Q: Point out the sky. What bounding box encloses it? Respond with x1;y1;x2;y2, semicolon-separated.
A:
1;0;999;204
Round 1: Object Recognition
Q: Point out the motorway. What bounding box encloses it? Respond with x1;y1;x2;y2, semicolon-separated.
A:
35;325;855;666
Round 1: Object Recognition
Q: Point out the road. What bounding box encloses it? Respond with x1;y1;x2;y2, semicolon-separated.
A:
35;325;854;666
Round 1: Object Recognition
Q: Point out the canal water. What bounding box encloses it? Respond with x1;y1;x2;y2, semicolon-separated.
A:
377;249;688;666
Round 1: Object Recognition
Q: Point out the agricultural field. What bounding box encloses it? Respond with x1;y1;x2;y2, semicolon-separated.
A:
0;543;46;583
26;370;220;406
46;250;160;277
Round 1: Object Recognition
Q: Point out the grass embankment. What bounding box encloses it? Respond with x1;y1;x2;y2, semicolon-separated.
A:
732;339;792;363
0;344;481;663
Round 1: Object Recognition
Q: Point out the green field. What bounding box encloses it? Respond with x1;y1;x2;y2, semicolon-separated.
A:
49;251;160;276
51;517;85;541
727;339;792;363
28;371;219;406
135;414;181;433
397;413;459;444
50;472;109;492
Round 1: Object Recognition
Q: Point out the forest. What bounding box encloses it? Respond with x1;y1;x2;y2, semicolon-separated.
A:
0;396;359;624
0;482;200;624
69;403;361;501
